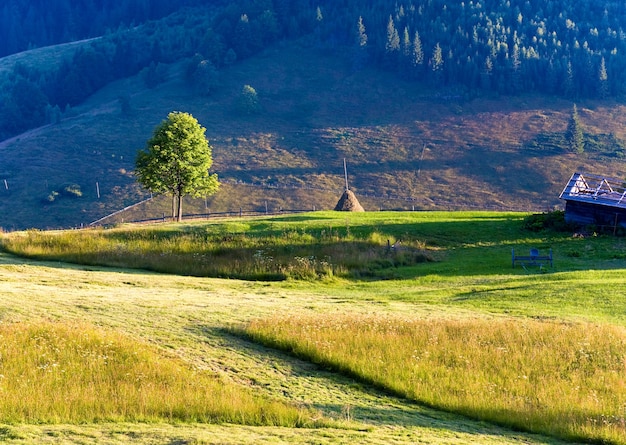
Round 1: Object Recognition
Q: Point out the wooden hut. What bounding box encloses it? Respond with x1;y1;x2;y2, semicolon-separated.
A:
559;172;626;229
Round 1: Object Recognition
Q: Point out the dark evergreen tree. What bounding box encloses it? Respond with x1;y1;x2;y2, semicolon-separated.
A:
598;56;609;99
238;84;260;114
566;104;585;154
430;43;444;85
384;15;400;67
191;60;219;96
564;60;575;99
510;43;522;94
411;30;424;75
353;16;368;70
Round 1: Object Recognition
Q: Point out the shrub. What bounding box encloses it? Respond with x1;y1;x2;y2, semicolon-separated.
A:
62;184;82;198
522;210;573;232
44;191;59;203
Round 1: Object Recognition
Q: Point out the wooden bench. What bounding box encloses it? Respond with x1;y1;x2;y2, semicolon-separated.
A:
512;248;553;268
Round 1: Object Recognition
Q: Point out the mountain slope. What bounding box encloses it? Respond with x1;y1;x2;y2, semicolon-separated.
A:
1;39;626;229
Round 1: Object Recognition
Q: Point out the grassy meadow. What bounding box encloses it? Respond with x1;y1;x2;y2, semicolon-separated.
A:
0;210;625;444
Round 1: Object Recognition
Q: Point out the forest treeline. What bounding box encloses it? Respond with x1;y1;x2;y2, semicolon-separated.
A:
0;0;211;57
1;0;625;140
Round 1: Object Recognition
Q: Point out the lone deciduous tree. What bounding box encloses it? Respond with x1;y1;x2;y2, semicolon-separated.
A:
135;111;219;221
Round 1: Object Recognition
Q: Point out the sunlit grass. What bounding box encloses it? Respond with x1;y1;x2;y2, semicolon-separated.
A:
243;314;626;444
0;320;323;426
3;211;626;443
0;214;435;280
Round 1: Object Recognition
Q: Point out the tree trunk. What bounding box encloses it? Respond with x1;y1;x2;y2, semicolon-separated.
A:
171;194;177;221
177;193;183;222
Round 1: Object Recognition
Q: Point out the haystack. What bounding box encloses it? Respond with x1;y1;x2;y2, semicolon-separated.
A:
334;189;365;212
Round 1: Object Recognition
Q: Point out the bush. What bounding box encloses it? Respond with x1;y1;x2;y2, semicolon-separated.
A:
41;184;82;205
522;210;573;232
62;184;82;198
44;191;59;203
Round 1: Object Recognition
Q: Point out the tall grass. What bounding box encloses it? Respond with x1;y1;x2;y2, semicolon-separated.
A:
0;321;322;426
243;314;626;444
0;221;431;280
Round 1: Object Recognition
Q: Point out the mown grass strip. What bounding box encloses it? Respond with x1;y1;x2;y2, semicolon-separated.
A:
0;321;324;426
242;314;626;444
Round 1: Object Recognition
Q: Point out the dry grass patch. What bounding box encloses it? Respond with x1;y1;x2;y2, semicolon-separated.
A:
243;314;626;444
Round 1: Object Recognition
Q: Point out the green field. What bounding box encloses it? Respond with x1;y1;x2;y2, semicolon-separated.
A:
0;211;624;444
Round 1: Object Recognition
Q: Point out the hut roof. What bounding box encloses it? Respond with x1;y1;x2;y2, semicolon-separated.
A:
334;189;365;212
559;172;626;210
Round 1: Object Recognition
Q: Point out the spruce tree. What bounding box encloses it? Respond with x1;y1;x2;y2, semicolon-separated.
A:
564;60;575;99
412;31;424;66
430;43;444;84
356;16;367;48
353;15;368;70
598;57;609;99
566;104;584;154
385;15;400;61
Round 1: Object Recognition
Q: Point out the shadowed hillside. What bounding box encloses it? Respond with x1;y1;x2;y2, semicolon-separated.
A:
1;39;626;229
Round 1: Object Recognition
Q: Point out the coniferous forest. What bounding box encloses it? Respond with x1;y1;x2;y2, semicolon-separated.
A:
1;0;625;141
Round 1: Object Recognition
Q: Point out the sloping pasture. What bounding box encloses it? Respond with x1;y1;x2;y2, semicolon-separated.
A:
0;211;623;444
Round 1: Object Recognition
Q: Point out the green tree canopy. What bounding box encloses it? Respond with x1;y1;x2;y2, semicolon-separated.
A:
238;84;260;114
135;111;219;221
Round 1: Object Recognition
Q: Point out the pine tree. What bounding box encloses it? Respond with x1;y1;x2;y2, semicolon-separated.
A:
353;16;368;70
411;30;424;78
399;26;411;77
356;16;367;48
510;43;522;93
385;15;400;54
430;43;444;84
598;56;609;99
412;31;423;64
564;60;575;99
566;104;584;154
315;6;323;22
402;26;411;58
481;56;493;90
